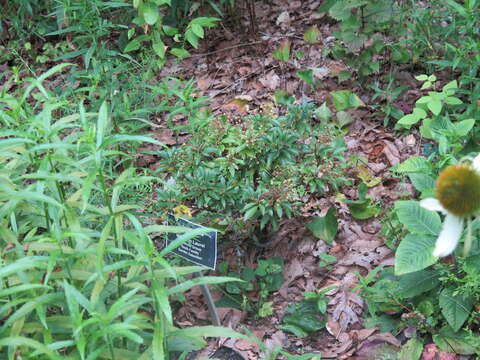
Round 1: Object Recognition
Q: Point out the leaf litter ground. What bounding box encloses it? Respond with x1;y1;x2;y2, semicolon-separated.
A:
0;1;462;358
150;1;455;359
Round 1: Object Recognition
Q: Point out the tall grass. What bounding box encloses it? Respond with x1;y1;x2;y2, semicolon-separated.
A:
0;64;243;360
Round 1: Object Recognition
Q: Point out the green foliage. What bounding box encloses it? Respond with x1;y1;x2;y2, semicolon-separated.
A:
216;257;284;316
306;208;338;245
156;101;348;234
0;66;245;359
277;287;333;338
319;0;395;78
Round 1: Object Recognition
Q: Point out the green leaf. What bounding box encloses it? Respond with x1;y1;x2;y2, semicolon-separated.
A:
0;337;61;360
427;98;442;115
336;111;354;127
169;326;248;340
408;173;435;193
415;74;429;81
331;90;364;111
191;23;204;38
395;234;437;275
348;199;380;219
170;47;191;59
272;40;291;62
306;208;338;244
152;39;166;58
303;26;320;44
142;1;159;25
452;119;475;136
397;338;423;360
296;69;315;87
315;102;332;121
398;269;440;297
124;38;141;52
433;327;479;355
167;276;242;295
96;101;109;149
439;288;474;332
394;200;441;236
393;156;431;173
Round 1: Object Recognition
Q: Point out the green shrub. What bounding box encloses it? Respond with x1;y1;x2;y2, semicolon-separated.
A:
156;101;349;234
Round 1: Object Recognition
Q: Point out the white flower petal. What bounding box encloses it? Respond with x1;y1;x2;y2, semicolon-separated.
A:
473;153;480;172
420;198;447;214
433;213;463;257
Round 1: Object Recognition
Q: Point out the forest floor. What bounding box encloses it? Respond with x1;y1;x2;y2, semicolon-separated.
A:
143;1;446;359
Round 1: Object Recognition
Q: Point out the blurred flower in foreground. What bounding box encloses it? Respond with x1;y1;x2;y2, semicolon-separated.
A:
420;155;480;257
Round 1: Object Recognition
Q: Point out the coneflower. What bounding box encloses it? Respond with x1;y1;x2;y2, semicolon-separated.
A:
420;155;480;257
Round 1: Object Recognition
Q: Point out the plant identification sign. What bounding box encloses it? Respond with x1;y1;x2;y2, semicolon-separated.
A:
166;215;217;270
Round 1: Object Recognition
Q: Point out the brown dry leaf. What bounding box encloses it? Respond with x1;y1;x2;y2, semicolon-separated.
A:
259;70;280;90
234;338;256;352
382;140;401;166
276;11;291;29
197;77;211;91
278;258;305;298
223;98;250;114
422;344;458;360
330;289;363;331
263;330;288;355
152;129;177;145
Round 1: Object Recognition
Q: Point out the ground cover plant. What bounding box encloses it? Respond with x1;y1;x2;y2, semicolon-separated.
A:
1;0;480;359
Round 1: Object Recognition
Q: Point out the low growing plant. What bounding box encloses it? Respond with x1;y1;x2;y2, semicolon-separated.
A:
156;101;348;235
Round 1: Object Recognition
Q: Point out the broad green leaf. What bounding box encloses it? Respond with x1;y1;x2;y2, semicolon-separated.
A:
415;74;429;81
439;288;474;332
395;234;437;275
152;39;166;58
394;200;441;236
433;327;479;355
142;1;159;25
336;111;354;127
398;269;440;297
348;199;380;219
393;156;431;173
315;102;332;121
453;119;475;136
427;98;442;115
303;26;320;44
397;338;423;360
408;173;435;193
331;90;364;111
296;69;314;87
170;47;191;59
306;208;338;244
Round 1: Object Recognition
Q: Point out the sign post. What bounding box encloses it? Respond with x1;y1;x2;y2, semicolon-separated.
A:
166;215;220;325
